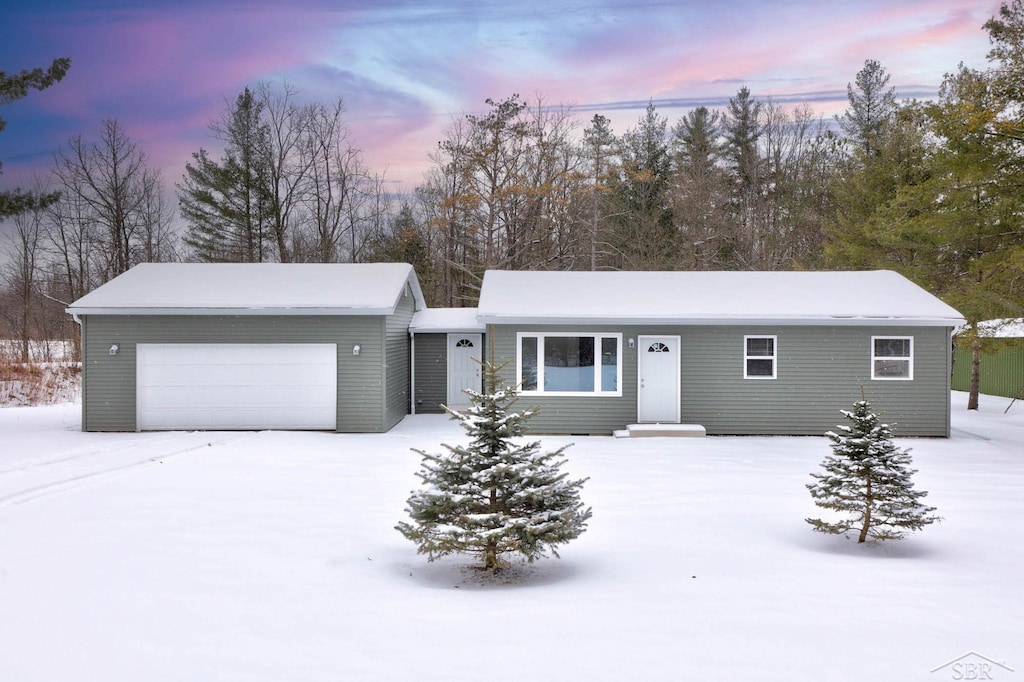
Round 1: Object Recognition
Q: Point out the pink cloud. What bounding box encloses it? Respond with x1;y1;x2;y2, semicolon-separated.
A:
2;0;1004;197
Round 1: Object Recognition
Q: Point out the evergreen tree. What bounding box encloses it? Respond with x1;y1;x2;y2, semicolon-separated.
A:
824;102;932;270
891;66;1024;409
723;87;765;267
613;101;673;269
1;58;71;219
397;360;592;571
724;87;763;189
825;11;1024;410
361;202;433;286
178;87;273;262
836;59;897;158
582;113;619;271
669;106;732;269
807;397;939;543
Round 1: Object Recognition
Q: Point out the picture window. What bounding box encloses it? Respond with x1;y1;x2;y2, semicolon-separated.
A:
517;333;621;395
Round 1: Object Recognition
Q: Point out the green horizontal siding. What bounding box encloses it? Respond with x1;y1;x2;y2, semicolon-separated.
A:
81;315;388;432
488;325;636;435
384;289;415;429
680;325;951;437
952;343;1024;398
414;333;447;414
488;324;953;437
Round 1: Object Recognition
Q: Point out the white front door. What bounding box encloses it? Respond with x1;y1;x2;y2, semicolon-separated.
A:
447;334;482;406
637;335;680;423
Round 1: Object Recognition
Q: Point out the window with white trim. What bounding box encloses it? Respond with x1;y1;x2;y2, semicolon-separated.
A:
872;336;913;380
744;335;777;379
518;333;622;395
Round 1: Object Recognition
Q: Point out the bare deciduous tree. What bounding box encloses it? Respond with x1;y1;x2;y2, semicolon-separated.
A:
1;183;46;361
52;119;169;280
258;81;314;263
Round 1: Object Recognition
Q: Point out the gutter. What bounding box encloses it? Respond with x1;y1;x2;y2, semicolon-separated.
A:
410;331;416;415
474;315;967;327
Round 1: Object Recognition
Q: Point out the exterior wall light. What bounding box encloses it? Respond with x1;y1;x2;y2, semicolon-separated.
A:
352;344;361;356
627;338;635;350
109;344;119;356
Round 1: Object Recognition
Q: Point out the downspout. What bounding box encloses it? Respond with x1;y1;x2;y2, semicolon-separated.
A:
948;325;962;437
70;312;83;363
72;312;83;360
410;331;416;415
71;313;84;432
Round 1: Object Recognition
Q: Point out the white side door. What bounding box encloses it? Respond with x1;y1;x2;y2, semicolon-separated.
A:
637;335;680;423
447;334;482;406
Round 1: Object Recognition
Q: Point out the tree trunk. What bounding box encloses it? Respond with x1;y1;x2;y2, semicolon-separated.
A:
19;294;31;363
968;338;981;411
485;487;499;570
858;476;872;543
484;539;499;571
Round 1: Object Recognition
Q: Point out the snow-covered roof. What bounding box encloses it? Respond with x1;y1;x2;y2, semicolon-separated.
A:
67;263;425;316
409;308;484;333
477;270;965;326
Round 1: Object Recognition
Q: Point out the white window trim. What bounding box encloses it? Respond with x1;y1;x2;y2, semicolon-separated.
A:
743;334;777;380
871;336;914;380
517;332;623;397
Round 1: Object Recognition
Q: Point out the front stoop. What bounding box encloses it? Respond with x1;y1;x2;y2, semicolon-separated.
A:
614;424;707;438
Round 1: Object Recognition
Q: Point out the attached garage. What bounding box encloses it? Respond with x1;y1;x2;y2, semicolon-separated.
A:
136;343;337;430
67;263;424;433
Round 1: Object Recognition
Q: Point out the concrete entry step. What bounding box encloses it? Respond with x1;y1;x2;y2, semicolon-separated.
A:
616;424;707;438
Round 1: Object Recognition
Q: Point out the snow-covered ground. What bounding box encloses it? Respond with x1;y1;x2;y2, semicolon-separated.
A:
1;393;1021;682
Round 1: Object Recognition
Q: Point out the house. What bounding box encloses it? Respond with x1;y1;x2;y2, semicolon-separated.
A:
66;262;424;432
68;265;965;437
475;270;965;437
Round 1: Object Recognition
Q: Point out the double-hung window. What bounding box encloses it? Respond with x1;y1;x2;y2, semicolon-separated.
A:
872;336;913;380
744;335;777;379
518;333;621;395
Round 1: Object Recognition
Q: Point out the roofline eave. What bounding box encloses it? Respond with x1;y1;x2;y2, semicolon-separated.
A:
475;315;967;327
65;306;396;316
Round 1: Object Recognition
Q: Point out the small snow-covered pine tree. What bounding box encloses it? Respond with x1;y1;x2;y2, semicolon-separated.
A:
807;397;939;543
396;360;592;571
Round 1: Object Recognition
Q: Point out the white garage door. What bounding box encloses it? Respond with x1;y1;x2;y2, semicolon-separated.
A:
136;344;337;431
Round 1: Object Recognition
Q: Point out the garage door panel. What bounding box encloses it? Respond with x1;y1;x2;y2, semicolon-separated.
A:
137;344;337;431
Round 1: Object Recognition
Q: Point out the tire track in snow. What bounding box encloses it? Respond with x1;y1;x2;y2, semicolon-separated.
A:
0;433;183;476
0;434;249;508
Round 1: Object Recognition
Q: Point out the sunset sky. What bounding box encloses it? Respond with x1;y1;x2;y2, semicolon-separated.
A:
0;0;1005;195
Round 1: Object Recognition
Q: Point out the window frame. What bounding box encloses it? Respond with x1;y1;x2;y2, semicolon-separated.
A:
516;332;623;397
871;336;914;381
743;334;777;380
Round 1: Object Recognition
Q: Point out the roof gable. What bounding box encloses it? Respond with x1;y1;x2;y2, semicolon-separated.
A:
67;263;426;316
477;270;965;326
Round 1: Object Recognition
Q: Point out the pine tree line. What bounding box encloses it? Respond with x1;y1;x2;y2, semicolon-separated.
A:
407;91;840;306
